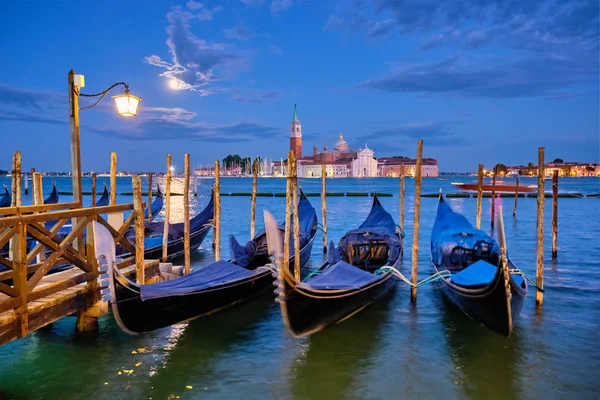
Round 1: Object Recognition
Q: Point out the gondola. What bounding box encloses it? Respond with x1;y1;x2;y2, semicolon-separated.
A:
118;189;212;261
44;181;59;204
100;189;317;334
269;194;403;337
96;183;110;206
430;193;527;336
0;185;10;208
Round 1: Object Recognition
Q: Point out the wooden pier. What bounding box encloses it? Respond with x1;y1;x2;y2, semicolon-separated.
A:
0;200;162;346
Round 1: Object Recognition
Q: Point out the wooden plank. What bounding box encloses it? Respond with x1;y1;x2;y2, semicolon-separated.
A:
0;255;12;270
27;215;93;291
0;281;17;297
0;257;68;283
26;219;68;265
0;226;18;250
0;203;134;228
0;202;79;216
29;272;92;303
27;224;91;273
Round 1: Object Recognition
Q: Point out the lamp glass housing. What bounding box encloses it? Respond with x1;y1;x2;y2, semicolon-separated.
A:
112;93;141;116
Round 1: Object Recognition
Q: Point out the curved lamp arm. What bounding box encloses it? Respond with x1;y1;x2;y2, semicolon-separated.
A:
79;82;129;110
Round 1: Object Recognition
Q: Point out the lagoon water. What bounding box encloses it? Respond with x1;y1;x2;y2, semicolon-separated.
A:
0;176;599;399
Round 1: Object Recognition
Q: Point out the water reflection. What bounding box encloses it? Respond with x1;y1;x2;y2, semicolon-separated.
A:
289;295;394;399
143;293;273;399
441;296;522;399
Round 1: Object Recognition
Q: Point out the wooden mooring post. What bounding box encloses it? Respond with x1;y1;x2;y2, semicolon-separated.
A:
11;151;22;208
183;154;191;273
147;172;153;223
291;152;300;280
491;166;497;230
91;173;97;207
110;152;117;205
250;159;258;239
9;152;22;262
411;140;423;303
400;165;405;232
213;160;221;261
513;177;520;217
476;164;483;229
132;176;145;284
321;163;327;253
536;147;545;306
28;168;34;197
162;154;172;262
552;170;558;259
33;172;46;264
283;152;293;277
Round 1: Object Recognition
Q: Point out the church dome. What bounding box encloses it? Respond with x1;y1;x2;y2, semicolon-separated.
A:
334;133;349;152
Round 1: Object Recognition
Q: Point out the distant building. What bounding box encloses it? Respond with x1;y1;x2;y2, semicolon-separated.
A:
351;145;378;177
290;104;302;159
506;162;599;177
377;157;439;177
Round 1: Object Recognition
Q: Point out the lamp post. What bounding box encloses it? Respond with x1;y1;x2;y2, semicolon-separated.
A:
68;69;141;206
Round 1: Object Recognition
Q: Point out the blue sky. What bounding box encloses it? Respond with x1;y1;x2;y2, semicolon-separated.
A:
0;0;598;172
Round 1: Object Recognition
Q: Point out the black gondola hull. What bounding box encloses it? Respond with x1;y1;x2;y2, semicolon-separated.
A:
435;265;527;336
281;273;396;337
112;270;274;333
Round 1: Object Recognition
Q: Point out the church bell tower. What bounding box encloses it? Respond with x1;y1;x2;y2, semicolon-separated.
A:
290;104;302;158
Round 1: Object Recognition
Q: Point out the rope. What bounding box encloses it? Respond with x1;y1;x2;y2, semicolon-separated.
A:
375;266;416;287
302;269;322;282
510;269;545;292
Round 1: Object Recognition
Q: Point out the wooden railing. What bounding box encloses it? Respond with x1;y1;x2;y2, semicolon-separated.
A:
0;202;140;338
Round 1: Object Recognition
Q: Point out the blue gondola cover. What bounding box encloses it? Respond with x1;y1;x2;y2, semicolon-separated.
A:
299;261;381;290
140;260;258;301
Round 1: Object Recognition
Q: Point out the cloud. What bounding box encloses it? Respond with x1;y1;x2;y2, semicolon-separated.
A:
270;44;283;55
360;54;597;98
238;0;293;14
0;85;63;111
326;0;599;53
186;0;203;10
221;87;283;103
223;25;253;41
324;13;396;39
0;84;281;144
358;121;466;147
145;7;248;94
271;0;293;14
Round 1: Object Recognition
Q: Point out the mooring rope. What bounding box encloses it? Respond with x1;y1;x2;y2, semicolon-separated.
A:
510;269;545;292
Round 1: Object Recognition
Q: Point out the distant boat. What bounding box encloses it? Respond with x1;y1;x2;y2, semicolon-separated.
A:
451;181;535;193
44;181;59;204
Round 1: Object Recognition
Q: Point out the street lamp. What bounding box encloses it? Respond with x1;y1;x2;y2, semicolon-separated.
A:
68;69;141;206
